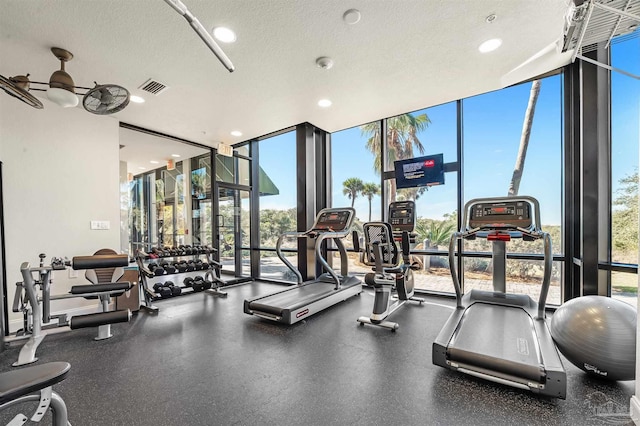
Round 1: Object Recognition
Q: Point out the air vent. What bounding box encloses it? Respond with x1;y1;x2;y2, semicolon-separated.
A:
138;79;168;95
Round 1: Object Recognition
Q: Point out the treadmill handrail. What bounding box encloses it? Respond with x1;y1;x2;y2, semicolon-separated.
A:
448;232;464;308
276;232;304;284
461;227;544;241
538;232;552;318
448;228;553;317
315;234;348;289
275;230;353;288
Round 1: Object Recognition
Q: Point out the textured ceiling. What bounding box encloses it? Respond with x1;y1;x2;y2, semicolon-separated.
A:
0;0;573;148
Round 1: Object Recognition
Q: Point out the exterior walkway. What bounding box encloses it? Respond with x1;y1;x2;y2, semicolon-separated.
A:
254;255;636;307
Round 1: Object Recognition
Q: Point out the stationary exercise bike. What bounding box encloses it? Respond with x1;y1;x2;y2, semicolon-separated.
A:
357;201;424;331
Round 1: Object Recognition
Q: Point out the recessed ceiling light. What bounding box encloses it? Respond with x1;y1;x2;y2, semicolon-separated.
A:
231;130;243;137
479;38;502;53
171;154;181;158
150;160;159;164
212;27;237;43
318;99;332;108
130;95;145;103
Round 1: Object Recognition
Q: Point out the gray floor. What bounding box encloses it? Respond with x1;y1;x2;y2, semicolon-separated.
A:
0;281;635;425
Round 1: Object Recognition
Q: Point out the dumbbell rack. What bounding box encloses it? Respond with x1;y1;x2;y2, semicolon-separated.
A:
136;245;227;313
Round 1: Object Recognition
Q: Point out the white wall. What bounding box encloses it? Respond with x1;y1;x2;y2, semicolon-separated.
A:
0;95;121;331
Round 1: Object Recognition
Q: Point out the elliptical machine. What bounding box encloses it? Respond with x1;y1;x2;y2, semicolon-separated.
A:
357;201;424;331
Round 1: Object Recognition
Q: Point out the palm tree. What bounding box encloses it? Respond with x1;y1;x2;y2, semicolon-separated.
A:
508;80;541;196
342;177;364;207
361;182;380;221
361;113;430;202
414;219;456;271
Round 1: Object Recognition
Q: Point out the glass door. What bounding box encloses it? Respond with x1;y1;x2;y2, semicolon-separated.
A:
217;185;251;281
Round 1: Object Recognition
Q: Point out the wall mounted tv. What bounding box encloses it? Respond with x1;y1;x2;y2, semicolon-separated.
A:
394;154;445;189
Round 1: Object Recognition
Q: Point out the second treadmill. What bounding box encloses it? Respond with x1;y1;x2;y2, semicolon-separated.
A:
432;196;566;399
244;207;362;324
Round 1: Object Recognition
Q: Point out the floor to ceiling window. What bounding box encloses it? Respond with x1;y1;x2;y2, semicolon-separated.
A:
119;127;211;256
255;130;297;282
383;102;459;292
610;35;640;305
462;75;563;305
330;122;382;279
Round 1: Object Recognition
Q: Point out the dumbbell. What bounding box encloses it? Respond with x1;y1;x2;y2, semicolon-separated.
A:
163;281;181;297
164;264;177;274
158;286;172;298
183;277;194;287
192;276;205;292
175;261;188;273
170;284;182;296
201;262;210;270
186;261;196;272
202;279;213;291
153;282;164;293
153;265;166;276
194;259;204;270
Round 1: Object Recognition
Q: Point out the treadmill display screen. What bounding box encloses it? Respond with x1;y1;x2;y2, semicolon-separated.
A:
469;201;532;229
314;210;352;231
388;201;415;233
484;206;515;216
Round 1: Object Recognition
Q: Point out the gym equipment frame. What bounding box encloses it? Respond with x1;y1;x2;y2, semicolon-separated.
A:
356;201;424;331
244;207;362;324
432;196;566;399
8;254;132;366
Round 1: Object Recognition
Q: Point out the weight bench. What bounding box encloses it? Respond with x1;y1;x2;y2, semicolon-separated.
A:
0;362;71;425
11;252;132;367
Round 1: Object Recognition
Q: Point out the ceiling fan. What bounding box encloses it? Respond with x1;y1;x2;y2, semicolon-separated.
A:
0;47;130;115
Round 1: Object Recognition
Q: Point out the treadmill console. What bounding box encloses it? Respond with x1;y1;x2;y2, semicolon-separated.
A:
389;201;416;234
468;200;532;230
312;208;355;232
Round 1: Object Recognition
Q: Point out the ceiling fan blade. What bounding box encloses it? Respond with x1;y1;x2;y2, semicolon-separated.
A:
0;74;43;109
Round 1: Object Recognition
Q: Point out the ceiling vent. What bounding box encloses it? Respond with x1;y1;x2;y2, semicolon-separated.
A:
138;78;168;95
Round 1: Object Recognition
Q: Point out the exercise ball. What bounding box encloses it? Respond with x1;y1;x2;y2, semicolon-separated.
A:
549;296;636;381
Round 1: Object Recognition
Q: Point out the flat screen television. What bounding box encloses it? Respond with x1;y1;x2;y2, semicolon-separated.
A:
394;154;445;189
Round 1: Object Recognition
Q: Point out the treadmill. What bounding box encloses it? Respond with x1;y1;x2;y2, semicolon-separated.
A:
432;196;566;399
244;207;363;324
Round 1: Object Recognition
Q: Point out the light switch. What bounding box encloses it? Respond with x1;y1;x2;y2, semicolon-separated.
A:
90;220;111;230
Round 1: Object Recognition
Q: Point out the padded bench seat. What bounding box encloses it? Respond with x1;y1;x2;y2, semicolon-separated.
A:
0;362;70;405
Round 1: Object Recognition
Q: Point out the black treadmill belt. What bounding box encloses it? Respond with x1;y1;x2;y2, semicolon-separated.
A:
248;282;340;316
448;303;543;382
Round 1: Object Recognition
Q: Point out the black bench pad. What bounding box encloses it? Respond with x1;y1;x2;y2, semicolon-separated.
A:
70;282;132;294
0;362;70;404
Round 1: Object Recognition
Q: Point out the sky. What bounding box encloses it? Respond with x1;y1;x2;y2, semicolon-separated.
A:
258;36;639;228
